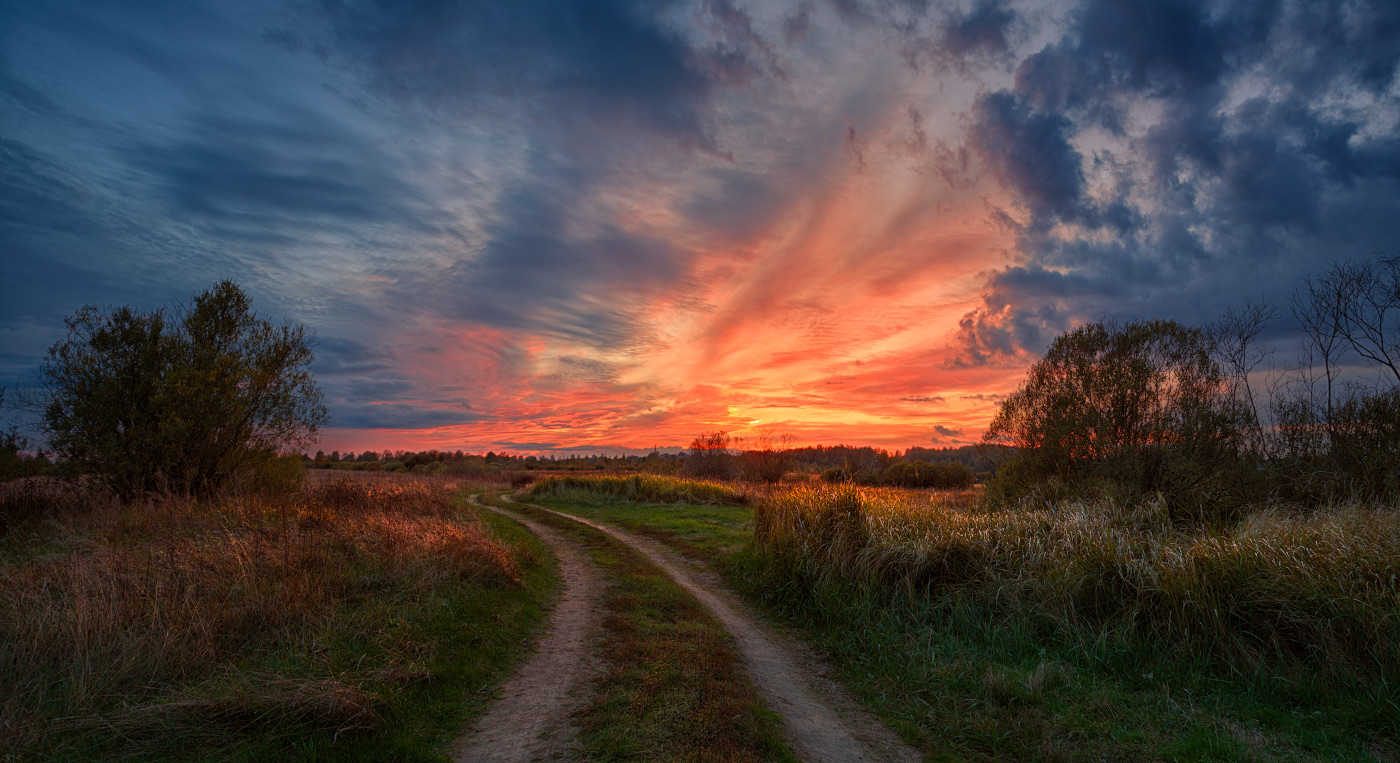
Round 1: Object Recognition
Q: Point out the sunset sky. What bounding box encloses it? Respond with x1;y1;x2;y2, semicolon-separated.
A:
4;0;1399;455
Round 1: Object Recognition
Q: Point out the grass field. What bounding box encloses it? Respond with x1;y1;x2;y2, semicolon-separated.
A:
482;492;795;761
0;475;556;761
527;475;1400;762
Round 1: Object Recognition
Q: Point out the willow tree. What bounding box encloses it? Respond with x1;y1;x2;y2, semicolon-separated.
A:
985;319;1254;516
41;281;327;497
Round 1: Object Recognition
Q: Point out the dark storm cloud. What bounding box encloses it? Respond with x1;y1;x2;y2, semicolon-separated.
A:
315;0;776;145
948;0;1400;364
969;92;1086;226
938;0;1015;60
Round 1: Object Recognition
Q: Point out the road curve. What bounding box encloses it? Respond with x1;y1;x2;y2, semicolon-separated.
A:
452;498;604;763
500;495;921;763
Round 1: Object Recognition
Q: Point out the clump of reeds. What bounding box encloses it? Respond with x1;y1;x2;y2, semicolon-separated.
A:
523;474;749;505
0;477;522;758
751;483;1400;681
0;476;109;531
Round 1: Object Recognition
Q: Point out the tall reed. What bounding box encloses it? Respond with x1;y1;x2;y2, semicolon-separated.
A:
0;477;523;758
750;483;1400;681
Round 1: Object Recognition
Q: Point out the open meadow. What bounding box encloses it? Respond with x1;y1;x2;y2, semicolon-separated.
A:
0;472;554;761
523;474;1400;762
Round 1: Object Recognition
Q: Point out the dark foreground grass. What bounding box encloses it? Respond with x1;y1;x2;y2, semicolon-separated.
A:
0;476;557;762
527;477;1399;762
733;554;1396;762
488;494;794;762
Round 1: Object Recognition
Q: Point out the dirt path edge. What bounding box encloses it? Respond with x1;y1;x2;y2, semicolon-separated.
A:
452;498;605;763
502;495;921;763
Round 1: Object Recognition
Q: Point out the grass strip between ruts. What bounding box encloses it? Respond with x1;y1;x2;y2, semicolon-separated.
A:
484;493;796;762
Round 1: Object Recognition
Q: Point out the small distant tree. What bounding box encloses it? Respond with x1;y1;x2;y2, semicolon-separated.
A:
0;389;47;481
684;430;736;480
40;281;327;497
739;430;795;484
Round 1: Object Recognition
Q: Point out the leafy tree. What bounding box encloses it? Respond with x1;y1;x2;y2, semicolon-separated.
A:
684;430;736;479
985;319;1253;516
40;281;327;497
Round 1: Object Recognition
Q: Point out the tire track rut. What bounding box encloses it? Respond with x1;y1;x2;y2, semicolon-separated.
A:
453;498;604;762
499;495;920;763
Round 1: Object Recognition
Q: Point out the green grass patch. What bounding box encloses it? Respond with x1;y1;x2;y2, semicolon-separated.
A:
522;474;748;507
522;495;753;562
491;496;794;762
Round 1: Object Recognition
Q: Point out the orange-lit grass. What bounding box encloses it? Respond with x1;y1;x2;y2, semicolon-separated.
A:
0;477;528;759
752;483;1400;676
741;484;1400;759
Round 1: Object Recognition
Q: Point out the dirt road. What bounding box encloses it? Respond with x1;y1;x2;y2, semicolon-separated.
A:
453;499;604;762
484;495;921;763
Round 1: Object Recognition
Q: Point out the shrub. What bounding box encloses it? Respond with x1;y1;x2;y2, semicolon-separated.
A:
682;431;736;480
39;282;326;498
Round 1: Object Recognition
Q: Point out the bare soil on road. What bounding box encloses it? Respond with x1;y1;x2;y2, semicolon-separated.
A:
499;495;921;763
453;498;604;763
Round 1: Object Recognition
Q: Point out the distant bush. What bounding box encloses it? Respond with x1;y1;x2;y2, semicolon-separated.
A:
0;477;102;531
523;474;748;505
237;451;306;497
820;467;849;483
682;431;736;480
880;460;974;489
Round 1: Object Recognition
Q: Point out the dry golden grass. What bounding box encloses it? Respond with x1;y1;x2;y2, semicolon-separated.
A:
0;476;524;758
753;483;1400;679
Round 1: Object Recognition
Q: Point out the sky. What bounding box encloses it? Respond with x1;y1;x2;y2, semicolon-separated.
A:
2;0;1399;455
